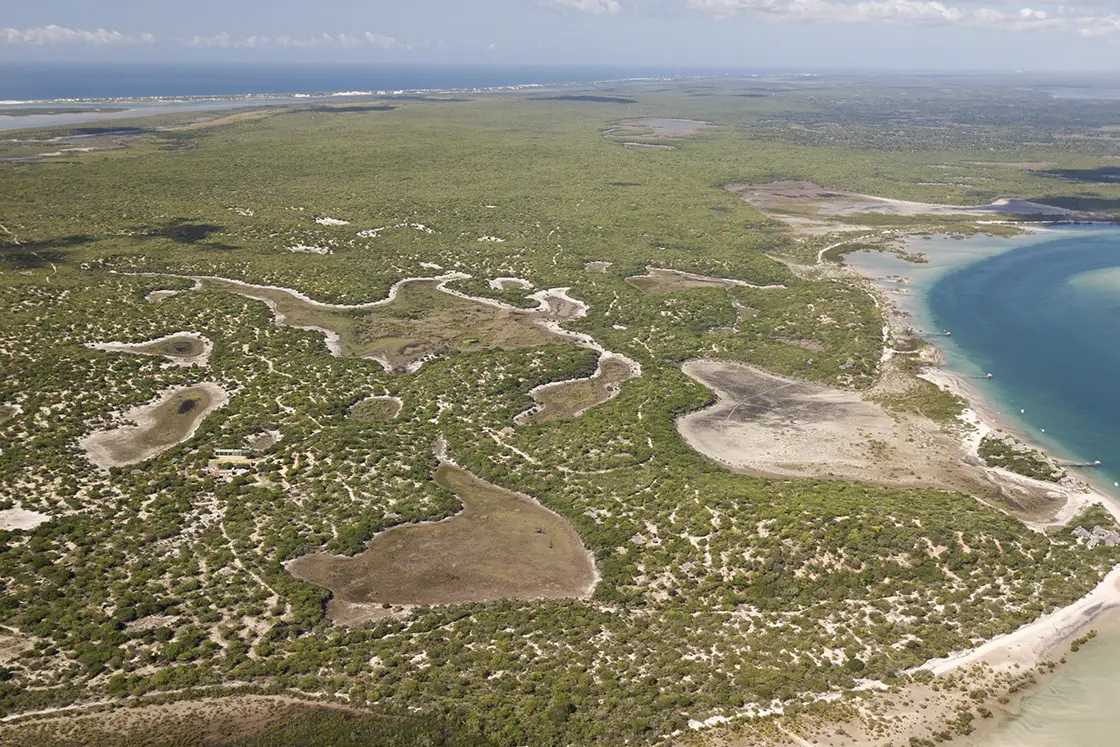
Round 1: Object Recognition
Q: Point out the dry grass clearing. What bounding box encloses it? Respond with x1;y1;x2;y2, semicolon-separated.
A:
625;268;739;294
348;396;402;423
204;278;560;372
350;281;557;372
79;383;228;468
0;696;356;747
0;405;16;424
287;464;596;623
522;357;635;424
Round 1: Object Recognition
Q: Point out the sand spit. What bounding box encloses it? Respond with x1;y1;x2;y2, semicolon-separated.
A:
79;383;230;469
0;508;50;531
86;332;213;367
924;565;1120;677
920;366;1120;530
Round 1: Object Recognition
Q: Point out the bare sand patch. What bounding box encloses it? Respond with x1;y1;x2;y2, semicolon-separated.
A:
626;267;785;294
584;261;613;273
0;508;50;531
966;161;1054;170
488;276;533;291
246;430;282;451
287;464;597;623
518;355;636;425
79;383;229;469
677;360;975;490
87;332;212;367
728;181;1086;235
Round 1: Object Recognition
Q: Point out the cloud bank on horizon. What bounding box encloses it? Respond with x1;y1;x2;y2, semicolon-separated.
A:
3;0;1120;67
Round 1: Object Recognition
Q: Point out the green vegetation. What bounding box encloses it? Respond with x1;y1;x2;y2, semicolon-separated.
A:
979;434;1066;482
1;75;1119;745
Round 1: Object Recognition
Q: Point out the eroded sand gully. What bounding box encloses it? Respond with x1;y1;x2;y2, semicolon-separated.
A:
287;461;598;625
80;383;230;469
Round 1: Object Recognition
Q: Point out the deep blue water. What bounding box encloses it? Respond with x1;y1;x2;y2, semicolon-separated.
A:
0;62;721;102
928;230;1120;487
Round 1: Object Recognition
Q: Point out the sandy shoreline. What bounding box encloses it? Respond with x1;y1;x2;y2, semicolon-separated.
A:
813;228;1120;746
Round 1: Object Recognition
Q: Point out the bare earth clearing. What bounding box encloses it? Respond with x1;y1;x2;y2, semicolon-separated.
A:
287;464;597;625
0;405;17;424
79;383;230;469
86;332;213;367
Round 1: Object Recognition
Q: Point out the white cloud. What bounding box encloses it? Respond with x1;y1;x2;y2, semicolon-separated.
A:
689;0;1120;34
364;32;397;48
0;25;152;45
187;31;400;49
537;0;625;14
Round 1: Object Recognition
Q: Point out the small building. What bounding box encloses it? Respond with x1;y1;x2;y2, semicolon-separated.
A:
1093;525;1110;538
1088;536;1101;549
207;448;256;477
1072;526;1091;540
1105;531;1120;548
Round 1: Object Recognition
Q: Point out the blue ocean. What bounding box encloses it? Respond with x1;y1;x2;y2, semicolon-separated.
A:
0;61;720;102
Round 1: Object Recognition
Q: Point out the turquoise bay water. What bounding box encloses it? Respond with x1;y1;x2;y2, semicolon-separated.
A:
849;227;1120;746
848;227;1120;493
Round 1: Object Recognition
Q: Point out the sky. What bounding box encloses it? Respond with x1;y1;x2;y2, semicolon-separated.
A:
4;0;1120;70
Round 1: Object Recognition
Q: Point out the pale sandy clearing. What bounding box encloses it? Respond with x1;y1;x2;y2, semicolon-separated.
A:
80;383;230;469
0;508;50;531
86;332;213;367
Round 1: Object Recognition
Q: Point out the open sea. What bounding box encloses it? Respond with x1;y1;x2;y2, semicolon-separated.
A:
0;61;734;130
0;62;721;102
849;226;1120;746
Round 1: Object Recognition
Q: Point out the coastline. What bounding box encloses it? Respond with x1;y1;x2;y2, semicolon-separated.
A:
827;226;1120;747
